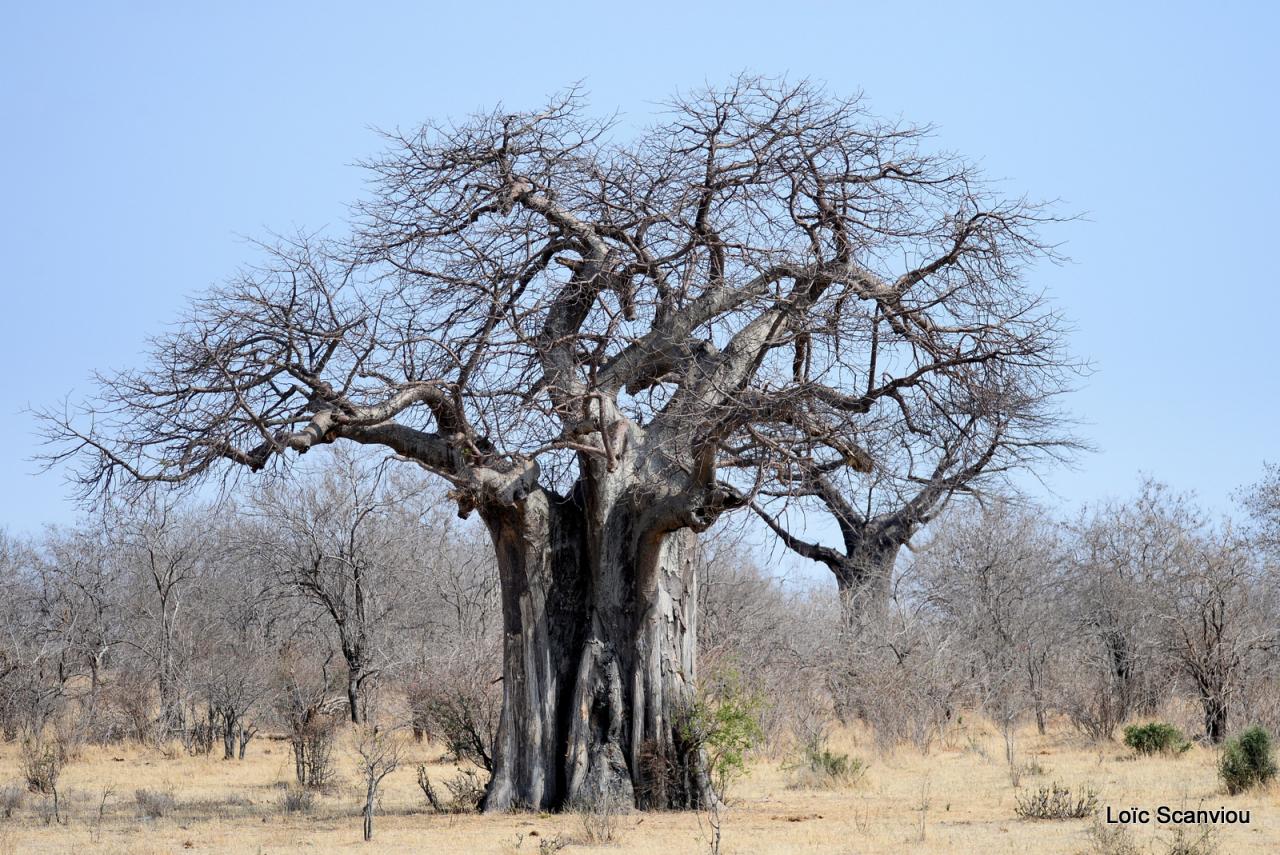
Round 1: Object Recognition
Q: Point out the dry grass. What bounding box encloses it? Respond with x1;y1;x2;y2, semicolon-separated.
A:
0;720;1275;854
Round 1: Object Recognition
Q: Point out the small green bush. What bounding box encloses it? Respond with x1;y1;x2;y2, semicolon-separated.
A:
1123;722;1190;756
785;740;867;790
1014;782;1099;820
679;671;765;799
1219;726;1277;795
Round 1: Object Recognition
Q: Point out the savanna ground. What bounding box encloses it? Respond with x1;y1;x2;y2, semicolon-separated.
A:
0;719;1275;855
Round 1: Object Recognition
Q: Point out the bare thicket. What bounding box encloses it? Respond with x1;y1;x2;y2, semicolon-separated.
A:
0;469;1277;820
914;501;1066;773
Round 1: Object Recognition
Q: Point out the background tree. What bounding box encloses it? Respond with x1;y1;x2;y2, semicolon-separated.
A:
111;499;203;742
1240;462;1280;556
38;77;1075;811
1057;480;1191;738
353;723;405;842
33;522;122;743
250;447;430;723
1156;526;1277;743
916;500;1065;761
757;382;1076;628
189;526;276;759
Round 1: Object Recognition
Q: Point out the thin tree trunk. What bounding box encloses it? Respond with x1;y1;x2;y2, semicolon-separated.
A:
222;715;236;760
347;674;362;724
363;784;375;841
1201;676;1228;744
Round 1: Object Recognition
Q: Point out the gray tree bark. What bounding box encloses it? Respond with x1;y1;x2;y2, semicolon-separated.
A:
480;465;708;812
830;534;902;632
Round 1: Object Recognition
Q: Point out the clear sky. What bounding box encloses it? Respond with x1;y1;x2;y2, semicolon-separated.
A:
2;1;1277;536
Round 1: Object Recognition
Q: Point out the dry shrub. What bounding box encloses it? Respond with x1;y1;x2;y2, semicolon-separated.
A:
575;799;621;844
406;659;499;772
416;764;445;812
1162;825;1219;855
134;788;177;818
1078;821;1143;855
1014;782;1099;820
0;785;23;819
442;767;486;813
290;714;338;789
278;784;314;815
20;736;63;796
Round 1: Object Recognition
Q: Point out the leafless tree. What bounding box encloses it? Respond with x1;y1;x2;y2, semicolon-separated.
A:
402;520;502;760
250;447;431;723
1239;462;1280;557
1058;479;1193;738
107;498;204;741
274;639;344;788
695;530;831;744
0;532;70;740
38;76;1077;810
756;381;1078;628
33;522;122;742
189;536;275;759
1156;526;1277;743
353;723;406;841
916;500;1066;762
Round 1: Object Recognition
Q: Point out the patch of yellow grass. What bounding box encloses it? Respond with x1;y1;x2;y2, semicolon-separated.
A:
0;721;1275;853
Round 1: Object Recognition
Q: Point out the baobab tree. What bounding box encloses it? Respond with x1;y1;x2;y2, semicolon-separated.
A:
39;77;1074;810
753;401;1072;626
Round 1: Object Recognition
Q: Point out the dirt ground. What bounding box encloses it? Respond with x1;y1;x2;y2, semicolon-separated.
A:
0;721;1275;854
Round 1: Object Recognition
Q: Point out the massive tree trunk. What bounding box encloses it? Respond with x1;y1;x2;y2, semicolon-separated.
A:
480;488;587;812
480;471;709;813
831;535;901;631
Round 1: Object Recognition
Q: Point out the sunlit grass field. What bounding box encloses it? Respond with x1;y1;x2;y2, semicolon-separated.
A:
0;719;1275;854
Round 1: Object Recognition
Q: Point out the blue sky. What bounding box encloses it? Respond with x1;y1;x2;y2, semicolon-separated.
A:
2;1;1277;536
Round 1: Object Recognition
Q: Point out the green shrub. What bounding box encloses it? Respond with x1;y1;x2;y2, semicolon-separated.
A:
1014;782;1099;820
785;739;867;790
1219;726;1277;795
679;671;765;800
1123;722;1190;756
